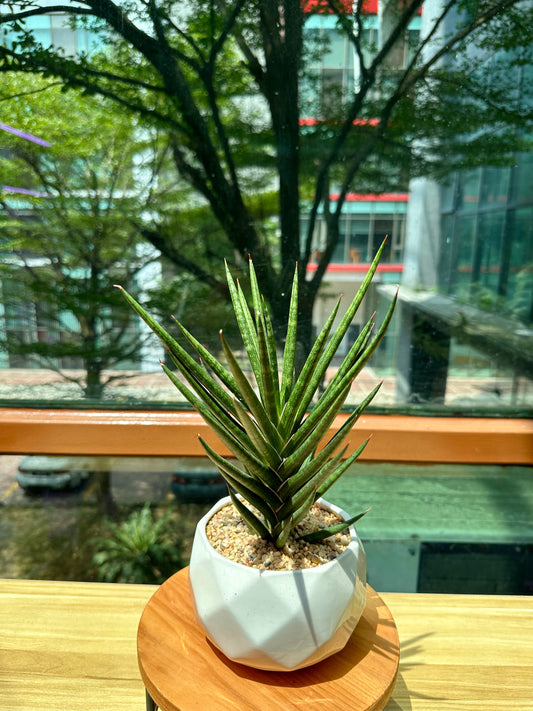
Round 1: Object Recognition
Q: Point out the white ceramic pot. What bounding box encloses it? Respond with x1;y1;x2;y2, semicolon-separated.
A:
188;496;367;672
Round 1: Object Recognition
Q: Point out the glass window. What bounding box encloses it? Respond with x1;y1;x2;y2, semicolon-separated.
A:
481;167;510;208
507;207;533;322
475;211;505;295
459;169;481;210
511;152;533;204
451;214;477;296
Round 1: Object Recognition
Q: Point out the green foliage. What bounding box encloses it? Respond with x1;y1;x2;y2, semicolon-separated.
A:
5;506;104;581
118;242;396;548
1;0;531;351
0;74;162;397
91;504;184;584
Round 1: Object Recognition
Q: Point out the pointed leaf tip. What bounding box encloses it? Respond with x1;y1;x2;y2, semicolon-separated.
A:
113;284;123;290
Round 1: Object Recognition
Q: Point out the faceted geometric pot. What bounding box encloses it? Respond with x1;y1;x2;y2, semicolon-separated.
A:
188;496;367;672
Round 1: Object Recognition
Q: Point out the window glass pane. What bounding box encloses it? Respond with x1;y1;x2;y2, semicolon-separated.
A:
0;3;532;420
331;217;347;262
347;218;370;262
459;169;481;210
2;453;531;593
481;167;510;208
511;152;533;203
507;207;533;321
476;211;505;295
451;214;477;296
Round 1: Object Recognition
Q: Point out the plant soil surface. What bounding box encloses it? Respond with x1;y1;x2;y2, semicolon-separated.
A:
206;501;350;570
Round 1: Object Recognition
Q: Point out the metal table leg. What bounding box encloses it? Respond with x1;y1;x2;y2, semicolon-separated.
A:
146;689;158;711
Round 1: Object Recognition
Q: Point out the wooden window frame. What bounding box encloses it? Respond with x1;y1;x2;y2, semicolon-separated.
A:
1;408;531;465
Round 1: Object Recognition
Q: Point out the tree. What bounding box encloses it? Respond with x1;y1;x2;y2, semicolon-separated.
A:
0;74;163;398
1;0;531;351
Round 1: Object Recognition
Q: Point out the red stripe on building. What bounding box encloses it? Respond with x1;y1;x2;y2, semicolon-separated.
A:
306;263;404;273
302;0;378;15
299;117;380;127
331;193;409;202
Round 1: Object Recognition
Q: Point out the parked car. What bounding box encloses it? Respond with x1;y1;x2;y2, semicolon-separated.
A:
171;466;227;503
17;455;91;492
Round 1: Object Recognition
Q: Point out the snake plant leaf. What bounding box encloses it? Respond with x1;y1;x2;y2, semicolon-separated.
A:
337;288;398;385
276;447;352;523
232;397;283;471
247;256;263;322
280;264;299;406
279;296;342;438
280;381;380;482
317;238;387;367
315;438;370;501
256;313;279;423
281;379;353;458
329;313;375;388
282;240;388;432
161;363;276;484
282;445;348;500
260;295;280;401
225;474;280;530
280;390;377;492
160;361;245;444
276;451;341;521
199;436;283;502
274;517;295;549
116;286;237;415
229;489;271;540
290;488;318;529
220;330;283;450
258;299;281;417
224;261;261;382
165;345;238;419
298;508;371;543
173;319;240;398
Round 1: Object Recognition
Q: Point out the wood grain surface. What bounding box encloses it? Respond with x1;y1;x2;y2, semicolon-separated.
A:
2;407;532;463
137;568;400;711
1;577;532;710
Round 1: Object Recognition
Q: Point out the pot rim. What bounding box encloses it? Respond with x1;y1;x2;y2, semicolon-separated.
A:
194;495;362;576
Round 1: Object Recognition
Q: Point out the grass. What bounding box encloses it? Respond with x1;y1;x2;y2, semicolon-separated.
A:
0;501;211;582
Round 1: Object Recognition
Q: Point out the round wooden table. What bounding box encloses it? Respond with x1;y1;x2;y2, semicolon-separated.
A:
137;567;399;711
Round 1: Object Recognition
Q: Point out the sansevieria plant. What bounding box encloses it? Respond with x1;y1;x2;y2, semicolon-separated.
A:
117;239;396;550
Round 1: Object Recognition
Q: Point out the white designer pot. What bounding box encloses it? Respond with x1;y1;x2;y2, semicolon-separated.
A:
188;496;367;672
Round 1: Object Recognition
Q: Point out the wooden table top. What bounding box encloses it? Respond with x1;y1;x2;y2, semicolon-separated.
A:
1;576;532;710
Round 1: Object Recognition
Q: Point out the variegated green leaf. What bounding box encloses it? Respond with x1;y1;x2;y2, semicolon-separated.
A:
199;436;283;499
274;517;294;549
174;319;239;397
117;286;236;414
220;331;283;450
298;508;370;543
260;297;281;416
281;380;352;460
279;296;341;437
229;490;271;540
248;256;263;321
256;312;279;422
315;439;370;500
233;398;283;471
280;264;298;406
224;261;261;380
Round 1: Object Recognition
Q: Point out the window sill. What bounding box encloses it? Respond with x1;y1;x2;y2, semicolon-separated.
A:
1;407;531;464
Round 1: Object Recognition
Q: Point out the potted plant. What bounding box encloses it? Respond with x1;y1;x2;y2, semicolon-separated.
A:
117;239;396;671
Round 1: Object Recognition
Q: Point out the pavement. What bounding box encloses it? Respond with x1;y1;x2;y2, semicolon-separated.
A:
1;366;532;407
